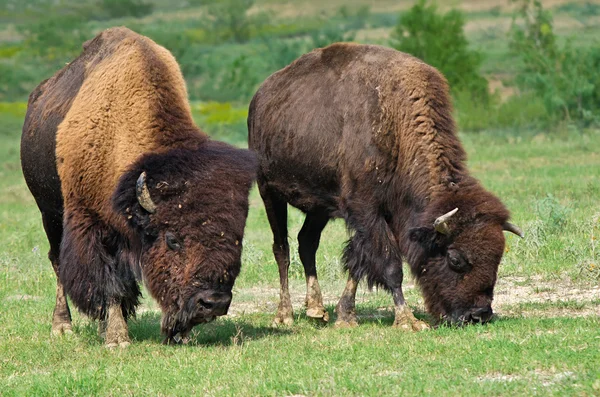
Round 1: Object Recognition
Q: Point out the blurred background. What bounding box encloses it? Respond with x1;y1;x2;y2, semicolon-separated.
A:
1;0;599;143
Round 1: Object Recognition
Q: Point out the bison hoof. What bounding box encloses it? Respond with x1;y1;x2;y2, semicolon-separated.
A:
306;306;330;322
334;310;358;328
393;315;430;332
105;336;131;349
105;341;130;349
334;318;358;328
51;322;73;337
272;315;294;327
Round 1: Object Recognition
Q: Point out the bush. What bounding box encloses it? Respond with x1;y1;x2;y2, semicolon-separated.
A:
96;0;154;19
455;91;549;132
390;0;489;104
201;0;268;44
18;14;91;61
509;0;600;126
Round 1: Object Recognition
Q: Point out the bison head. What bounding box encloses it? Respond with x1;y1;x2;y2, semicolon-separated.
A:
114;144;256;344
407;191;522;326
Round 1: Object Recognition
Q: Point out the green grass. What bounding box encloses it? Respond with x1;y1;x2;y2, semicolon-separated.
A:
1;102;599;395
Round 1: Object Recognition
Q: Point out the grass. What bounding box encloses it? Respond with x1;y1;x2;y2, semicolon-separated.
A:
1;101;599;395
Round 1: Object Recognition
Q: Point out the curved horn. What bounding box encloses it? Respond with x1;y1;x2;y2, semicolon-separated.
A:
433;208;458;235
503;222;524;238
136;172;157;213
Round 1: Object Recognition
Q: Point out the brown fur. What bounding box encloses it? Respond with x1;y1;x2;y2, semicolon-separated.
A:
249;43;514;324
56;27;203;238
21;27;256;343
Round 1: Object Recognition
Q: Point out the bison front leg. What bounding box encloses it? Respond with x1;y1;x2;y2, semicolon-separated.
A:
298;212;330;322
334;276;359;328
104;303;131;348
385;261;429;331
259;183;294;326
273;242;294;326
391;288;429;331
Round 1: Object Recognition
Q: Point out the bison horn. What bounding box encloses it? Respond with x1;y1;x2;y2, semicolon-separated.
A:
136;172;157;213
433;208;458;235
503;222;524;238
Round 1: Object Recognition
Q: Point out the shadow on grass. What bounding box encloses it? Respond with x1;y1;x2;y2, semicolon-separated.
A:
77;312;292;347
309;305;434;328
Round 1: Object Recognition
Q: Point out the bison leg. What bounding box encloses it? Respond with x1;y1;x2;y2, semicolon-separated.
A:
51;277;73;336
42;212;73;336
384;258;429;331
259;183;294;326
104;303;131;348
298;212;330;322
334;276;359;328
391;288;430;332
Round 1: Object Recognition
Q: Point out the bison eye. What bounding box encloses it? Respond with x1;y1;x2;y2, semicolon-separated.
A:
447;251;469;273
165;232;182;251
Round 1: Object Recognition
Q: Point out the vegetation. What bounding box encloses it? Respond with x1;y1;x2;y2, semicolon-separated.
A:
1;0;599;130
509;0;600;125
391;0;490;104
0;0;599;395
1;100;599;395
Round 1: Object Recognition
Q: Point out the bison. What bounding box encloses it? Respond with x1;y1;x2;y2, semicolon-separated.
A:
21;27;256;346
248;43;522;330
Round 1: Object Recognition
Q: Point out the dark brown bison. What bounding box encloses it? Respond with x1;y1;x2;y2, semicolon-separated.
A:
248;43;522;330
21;27;256;346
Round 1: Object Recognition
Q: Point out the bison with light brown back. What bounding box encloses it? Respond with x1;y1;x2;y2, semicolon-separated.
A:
248;43;522;329
21;27;256;347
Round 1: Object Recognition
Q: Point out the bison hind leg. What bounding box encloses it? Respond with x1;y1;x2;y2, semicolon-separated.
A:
40;211;73;337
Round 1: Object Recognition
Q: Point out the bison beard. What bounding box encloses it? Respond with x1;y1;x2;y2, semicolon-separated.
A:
59;210;141;320
249;42;522;329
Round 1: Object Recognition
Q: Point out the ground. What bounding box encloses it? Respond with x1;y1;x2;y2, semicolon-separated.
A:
1;108;599;394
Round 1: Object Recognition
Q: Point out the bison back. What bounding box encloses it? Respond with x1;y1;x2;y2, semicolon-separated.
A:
248;43;461;214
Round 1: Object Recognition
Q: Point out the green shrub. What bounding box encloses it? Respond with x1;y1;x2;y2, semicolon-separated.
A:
96;0;154;19
455;90;550;132
18;14;91;61
390;0;489;104
201;0;268;44
509;0;600;126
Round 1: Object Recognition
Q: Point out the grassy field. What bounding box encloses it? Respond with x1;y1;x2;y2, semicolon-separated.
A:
1;101;599;395
1;0;599;395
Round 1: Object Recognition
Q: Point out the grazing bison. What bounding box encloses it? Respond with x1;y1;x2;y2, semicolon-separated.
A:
248;43;522;329
21;27;256;346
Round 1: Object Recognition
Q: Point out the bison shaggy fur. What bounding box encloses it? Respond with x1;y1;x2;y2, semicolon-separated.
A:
21;27;256;345
248;43;522;328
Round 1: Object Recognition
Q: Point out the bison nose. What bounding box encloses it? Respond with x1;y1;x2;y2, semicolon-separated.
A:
470;306;493;323
199;292;231;317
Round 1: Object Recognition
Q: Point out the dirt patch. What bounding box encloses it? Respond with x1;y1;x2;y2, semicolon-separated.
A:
494;275;600;317
225;275;599;319
132;275;598;321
